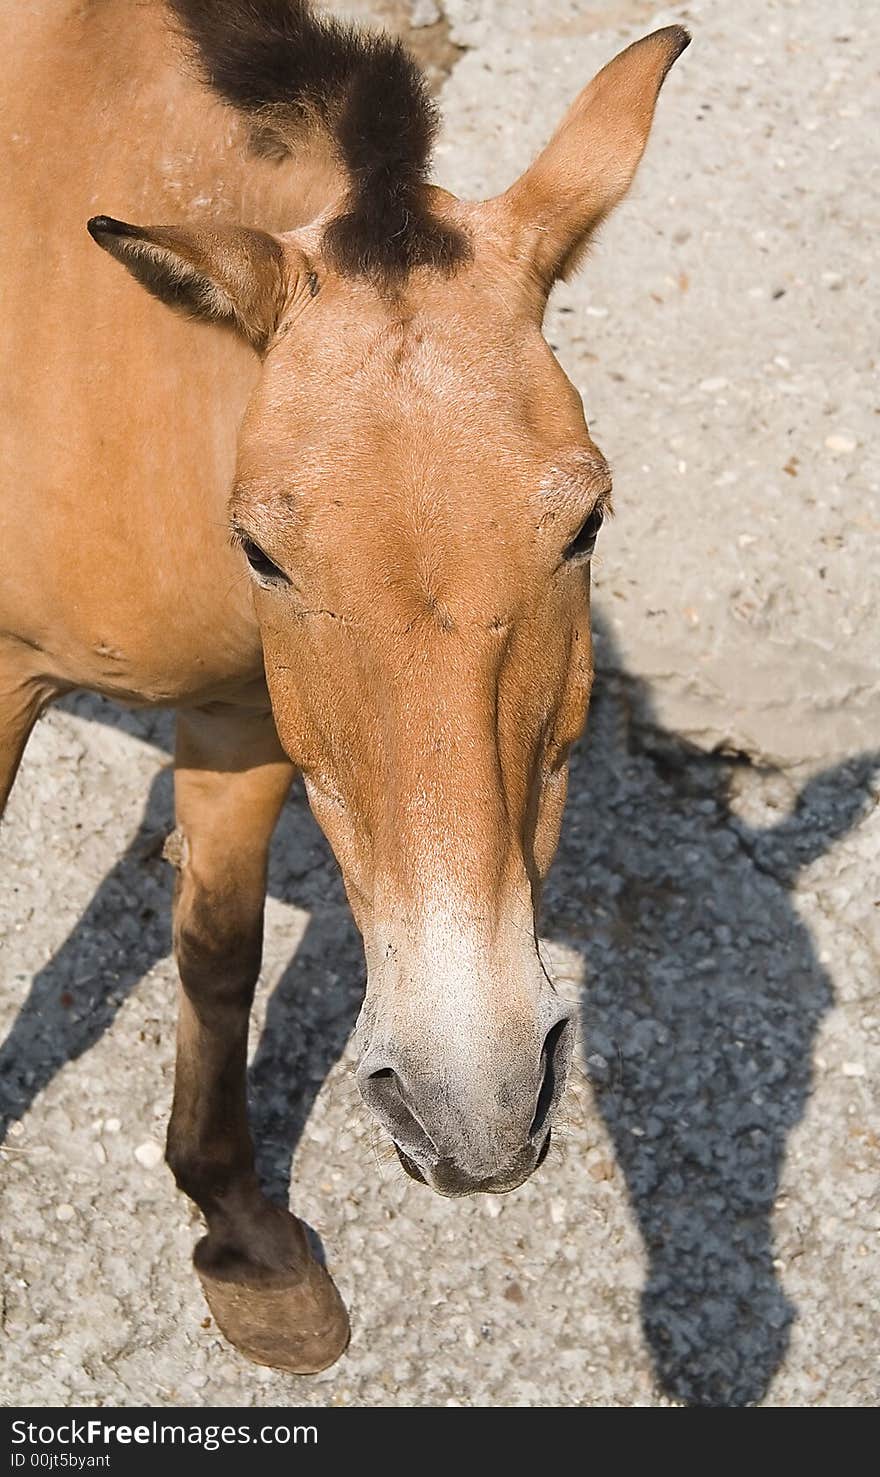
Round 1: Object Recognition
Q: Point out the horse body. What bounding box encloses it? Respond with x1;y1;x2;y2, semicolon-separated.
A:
0;0;689;1372
1;0;330;714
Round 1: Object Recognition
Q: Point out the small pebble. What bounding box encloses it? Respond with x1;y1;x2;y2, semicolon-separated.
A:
104;1118;121;1134
585;1052;610;1083
134;1140;163;1169
699;376;728;393
825;434;856;453
841;1062;866;1078
55;1204;75;1223
410;0;440;26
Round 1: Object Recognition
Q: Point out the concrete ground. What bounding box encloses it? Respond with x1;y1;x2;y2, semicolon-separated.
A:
1;0;877;1408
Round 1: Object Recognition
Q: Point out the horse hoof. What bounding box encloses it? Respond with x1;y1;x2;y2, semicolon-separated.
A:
196;1251;350;1375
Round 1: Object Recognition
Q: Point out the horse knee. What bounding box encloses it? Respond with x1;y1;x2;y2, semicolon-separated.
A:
173;872;264;1004
176;919;262;1002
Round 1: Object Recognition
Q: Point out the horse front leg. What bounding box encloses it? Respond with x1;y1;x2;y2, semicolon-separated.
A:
165;705;349;1374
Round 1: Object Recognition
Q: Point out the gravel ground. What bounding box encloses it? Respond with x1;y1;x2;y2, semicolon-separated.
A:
1;0;878;1408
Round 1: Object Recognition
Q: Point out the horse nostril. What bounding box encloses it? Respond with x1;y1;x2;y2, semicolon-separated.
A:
529;1017;572;1141
365;1065;402;1107
362;1065;436;1161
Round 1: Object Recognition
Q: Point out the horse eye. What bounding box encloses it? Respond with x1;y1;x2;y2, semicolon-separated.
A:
564;507;604;562
240;537;288;584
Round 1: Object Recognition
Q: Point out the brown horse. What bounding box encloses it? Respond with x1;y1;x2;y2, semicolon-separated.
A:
0;1;689;1372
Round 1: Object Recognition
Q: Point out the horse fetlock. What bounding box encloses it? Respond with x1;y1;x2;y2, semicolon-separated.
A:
194;1202;311;1279
164;1133;251;1206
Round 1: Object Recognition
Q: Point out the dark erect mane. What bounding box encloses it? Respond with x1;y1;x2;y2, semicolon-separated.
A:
167;0;470;282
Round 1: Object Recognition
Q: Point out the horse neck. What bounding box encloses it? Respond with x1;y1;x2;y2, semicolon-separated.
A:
6;0;343;239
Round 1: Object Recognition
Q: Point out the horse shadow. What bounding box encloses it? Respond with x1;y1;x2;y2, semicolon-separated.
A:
547;616;876;1405
0;615;875;1406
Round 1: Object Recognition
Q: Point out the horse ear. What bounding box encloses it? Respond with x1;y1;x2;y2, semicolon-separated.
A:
494;26;690;290
87;217;292;350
